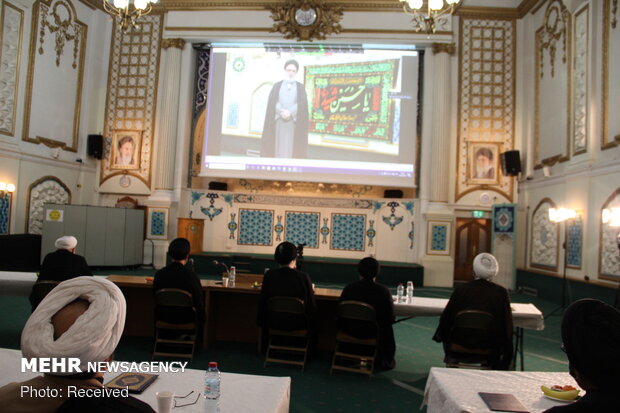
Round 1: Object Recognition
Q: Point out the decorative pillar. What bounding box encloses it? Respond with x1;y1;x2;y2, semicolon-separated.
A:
428;43;455;203
154;38;185;191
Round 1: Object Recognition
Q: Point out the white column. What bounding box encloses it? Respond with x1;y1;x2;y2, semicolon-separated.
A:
428;43;455;203
154;38;185;191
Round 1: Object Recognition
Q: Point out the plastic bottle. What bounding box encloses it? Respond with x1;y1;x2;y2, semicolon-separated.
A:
396;283;404;304
406;281;414;304
204;361;221;413
229;266;236;288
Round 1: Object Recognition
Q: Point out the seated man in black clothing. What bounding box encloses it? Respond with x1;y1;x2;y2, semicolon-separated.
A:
339;257;396;371
257;242;317;348
433;253;513;370
543;299;620;413
153;238;204;327
0;277;154;413
38;236;92;282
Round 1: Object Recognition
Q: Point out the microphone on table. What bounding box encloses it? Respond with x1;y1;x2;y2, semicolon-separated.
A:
212;260;229;274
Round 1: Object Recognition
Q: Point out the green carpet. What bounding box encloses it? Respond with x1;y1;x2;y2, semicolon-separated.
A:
0;274;569;413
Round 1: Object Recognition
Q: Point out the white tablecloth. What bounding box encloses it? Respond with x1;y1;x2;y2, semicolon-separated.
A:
0;272;38;296
424;367;579;413
394;296;545;331
0;348;290;413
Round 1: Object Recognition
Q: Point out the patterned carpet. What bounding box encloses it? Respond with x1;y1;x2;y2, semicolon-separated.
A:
0;280;568;413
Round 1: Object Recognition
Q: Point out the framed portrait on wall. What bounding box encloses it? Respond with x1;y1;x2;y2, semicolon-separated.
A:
110;130;142;170
468;142;500;184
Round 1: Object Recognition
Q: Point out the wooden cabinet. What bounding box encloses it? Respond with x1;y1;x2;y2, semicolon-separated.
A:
177;218;204;254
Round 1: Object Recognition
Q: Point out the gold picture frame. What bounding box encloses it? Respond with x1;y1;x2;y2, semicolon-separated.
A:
110;130;142;170
468;142;500;184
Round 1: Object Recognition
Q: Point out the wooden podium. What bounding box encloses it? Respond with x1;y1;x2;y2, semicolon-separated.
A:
177;218;204;254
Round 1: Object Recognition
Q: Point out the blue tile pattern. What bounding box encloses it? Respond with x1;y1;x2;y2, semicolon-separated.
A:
331;214;365;251
409;222;415;249
430;224;448;251
0;194;10;234
285;212;319;248
493;205;515;233
150;211;166;236
567;217;582;268
366;220;376;247
274;215;284;242
320;218;330;245
238;209;273;246
228;213;237;240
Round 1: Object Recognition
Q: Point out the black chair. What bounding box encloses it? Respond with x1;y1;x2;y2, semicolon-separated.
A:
153;288;198;361
29;280;60;312
444;310;495;369
264;296;310;370
331;301;378;377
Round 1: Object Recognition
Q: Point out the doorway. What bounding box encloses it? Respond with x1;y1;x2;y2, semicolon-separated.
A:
454;218;491;282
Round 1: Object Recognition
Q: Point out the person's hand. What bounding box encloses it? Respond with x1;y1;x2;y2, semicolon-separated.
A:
280;109;291;120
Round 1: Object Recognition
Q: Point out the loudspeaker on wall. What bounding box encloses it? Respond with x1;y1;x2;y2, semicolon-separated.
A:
208;181;228;191
500;150;521;176
87;134;103;159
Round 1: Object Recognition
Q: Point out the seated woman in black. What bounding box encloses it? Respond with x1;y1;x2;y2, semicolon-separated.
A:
257;242;316;348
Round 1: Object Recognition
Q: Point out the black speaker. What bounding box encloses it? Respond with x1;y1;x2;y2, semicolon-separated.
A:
384;189;403;199
87;134;103;159
500;150;521;176
208;181;228;191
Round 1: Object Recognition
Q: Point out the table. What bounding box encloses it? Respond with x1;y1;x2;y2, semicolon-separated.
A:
0;271;38;296
0;348;290;413
423;367;579;413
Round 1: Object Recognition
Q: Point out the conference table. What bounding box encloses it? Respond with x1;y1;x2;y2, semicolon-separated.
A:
106;275;544;368
0;348;291;413
423;367;579;413
0;271;38;296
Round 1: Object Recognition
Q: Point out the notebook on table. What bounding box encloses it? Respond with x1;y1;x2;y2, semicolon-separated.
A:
478;392;529;413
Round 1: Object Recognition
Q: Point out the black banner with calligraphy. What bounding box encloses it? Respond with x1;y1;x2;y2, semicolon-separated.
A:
305;59;399;141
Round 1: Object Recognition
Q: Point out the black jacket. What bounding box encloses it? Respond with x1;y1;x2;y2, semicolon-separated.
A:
38;249;92;282
153;262;204;324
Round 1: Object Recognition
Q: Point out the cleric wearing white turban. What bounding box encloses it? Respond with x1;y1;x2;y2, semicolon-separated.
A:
0;277;154;413
37;235;92;283
432;253;514;370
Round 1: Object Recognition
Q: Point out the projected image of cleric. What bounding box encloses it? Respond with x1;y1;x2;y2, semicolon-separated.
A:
261;59;309;159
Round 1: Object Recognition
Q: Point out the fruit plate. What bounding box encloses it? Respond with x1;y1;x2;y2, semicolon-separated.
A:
543;394;579;403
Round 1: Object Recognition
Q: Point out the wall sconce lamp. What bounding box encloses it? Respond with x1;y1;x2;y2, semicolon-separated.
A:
548;207;576;223
602;207;620;227
0;182;16;197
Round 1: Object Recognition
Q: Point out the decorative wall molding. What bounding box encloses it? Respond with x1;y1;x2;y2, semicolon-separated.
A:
601;0;620;150
599;188;620;281
267;0;343;41
26;176;71;234
100;14;163;187
0;2;24;137
161;38;185;49
566;215;582;269
233;193;374;209
538;0;569;78
530;197;559;271
572;4;588;156
456;18;515;202
22;0;86;152
0;193;12;234
431;42;455;55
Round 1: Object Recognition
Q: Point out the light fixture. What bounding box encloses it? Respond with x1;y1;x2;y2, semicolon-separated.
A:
548;207;576;223
398;0;461;34
602;207;620;227
0;182;16;197
102;0;157;32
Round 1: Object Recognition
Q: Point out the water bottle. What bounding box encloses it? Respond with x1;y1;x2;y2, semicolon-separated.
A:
406;281;414;304
229;266;236;287
204;361;221;413
396;283;404;304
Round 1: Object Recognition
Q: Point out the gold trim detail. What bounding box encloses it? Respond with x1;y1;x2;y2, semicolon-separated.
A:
431;42;455;55
572;4;588;156
0;2;24;137
267;0;343;41
161;38;185;49
22;0;86;153
539;0;569;78
601;0;620;150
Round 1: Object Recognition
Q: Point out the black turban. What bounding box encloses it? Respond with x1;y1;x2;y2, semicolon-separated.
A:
561;298;620;390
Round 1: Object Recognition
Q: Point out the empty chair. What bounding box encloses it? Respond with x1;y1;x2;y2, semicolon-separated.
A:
331;301;378;377
28;280;60;312
153;288;198;361
444;309;495;369
264;296;310;370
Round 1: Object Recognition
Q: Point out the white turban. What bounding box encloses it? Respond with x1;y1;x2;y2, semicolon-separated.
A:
55;236;78;250
473;253;498;280
21;276;126;376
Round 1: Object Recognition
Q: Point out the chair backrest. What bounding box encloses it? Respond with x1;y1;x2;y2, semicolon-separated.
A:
155;288;194;308
29;280;60;310
450;309;495;349
268;296;305;314
338;301;377;322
